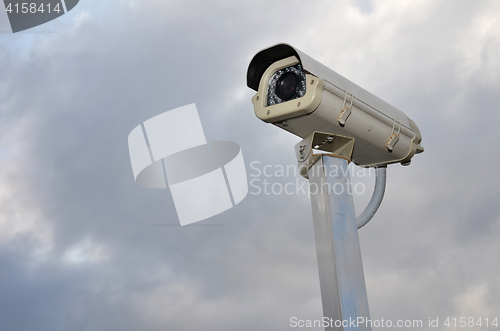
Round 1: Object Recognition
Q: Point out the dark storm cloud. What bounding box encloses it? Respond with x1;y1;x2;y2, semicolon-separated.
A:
0;1;328;330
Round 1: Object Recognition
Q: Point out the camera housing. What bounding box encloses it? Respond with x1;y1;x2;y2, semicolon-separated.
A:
247;43;424;167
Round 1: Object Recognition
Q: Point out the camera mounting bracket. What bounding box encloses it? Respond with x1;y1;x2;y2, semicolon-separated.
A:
295;131;355;179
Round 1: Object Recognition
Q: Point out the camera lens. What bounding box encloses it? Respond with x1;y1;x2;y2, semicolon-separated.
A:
276;72;299;101
267;65;306;106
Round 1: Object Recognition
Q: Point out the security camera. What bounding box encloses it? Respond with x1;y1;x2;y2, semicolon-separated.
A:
247;43;424;167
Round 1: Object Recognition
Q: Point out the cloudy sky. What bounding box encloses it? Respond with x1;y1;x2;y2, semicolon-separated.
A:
1;0;500;330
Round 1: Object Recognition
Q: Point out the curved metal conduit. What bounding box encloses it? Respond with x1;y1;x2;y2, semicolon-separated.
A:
356;166;387;229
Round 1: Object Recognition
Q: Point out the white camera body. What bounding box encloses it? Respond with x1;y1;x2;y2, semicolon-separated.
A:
247;43;424;167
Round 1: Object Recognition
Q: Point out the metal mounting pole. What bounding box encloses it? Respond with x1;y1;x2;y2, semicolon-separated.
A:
308;154;371;331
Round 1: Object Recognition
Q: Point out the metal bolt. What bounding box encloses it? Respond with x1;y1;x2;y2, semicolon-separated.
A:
267;110;270;115
256;95;259;100
297;102;301;107
311;79;315;84
299;145;306;152
327;136;334;143
300;152;305;159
